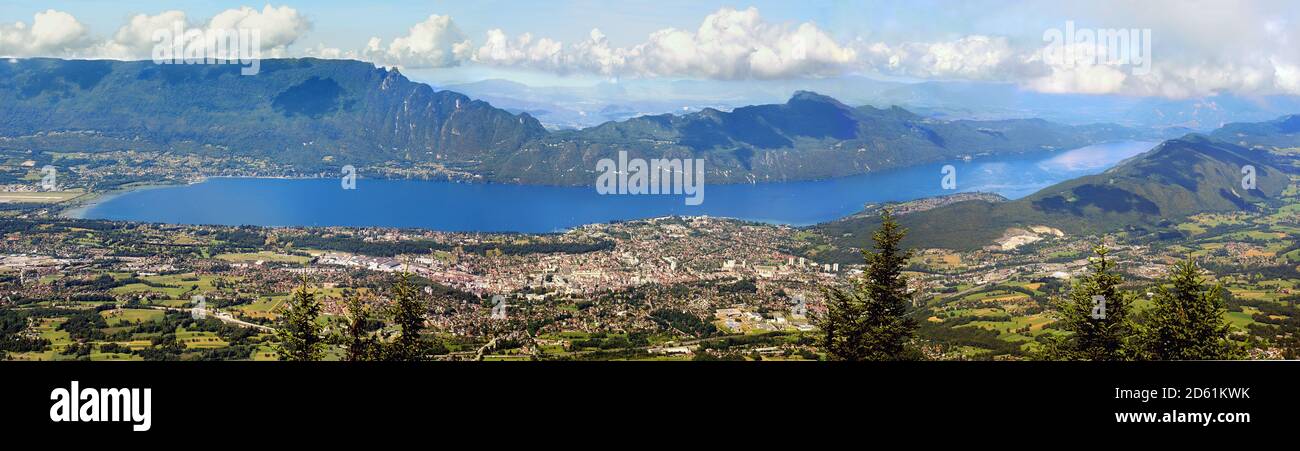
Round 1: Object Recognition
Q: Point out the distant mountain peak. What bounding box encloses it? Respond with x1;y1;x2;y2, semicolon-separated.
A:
788;90;847;107
1165;133;1214;145
1210;113;1300;147
1275;114;1300;132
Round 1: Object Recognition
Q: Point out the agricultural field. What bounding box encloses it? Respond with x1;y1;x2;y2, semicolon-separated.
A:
101;308;164;326
911;179;1300;359
109;273;230;299
215;251;311;265
233;296;286;320
4;305;272;361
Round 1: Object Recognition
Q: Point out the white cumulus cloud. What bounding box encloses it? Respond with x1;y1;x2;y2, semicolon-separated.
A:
472;29;565;71
209;5;311;54
468;7;858;79
365;14;472;68
89;10;187;59
2;5;310;60
0;10;90;57
860;35;1038;81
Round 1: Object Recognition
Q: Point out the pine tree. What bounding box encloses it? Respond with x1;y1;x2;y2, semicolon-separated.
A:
1044;245;1134;361
274;278;325;361
386;272;431;361
341;293;377;362
820;282;866;360
819;209;918;361
1138;259;1242;360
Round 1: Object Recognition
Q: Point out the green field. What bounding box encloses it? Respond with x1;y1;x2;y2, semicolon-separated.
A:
101;308;164;326
109;273;227;298
215;251;310;265
176;329;229;349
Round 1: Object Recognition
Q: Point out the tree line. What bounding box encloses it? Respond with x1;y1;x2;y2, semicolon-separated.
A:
1039;245;1243;360
274;272;445;361
818;209;1242;361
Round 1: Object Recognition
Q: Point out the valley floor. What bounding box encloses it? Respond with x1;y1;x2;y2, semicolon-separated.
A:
1;175;1297;360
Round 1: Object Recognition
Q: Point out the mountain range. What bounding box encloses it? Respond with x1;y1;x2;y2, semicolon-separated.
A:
0;58;1163;185
1211;114;1300;153
494;90;1164;184
441;75;1300;131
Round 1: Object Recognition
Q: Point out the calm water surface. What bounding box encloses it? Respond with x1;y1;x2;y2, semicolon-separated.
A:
78;141;1156;232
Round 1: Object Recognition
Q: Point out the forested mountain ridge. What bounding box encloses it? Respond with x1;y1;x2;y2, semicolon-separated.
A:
494;90;1162;184
0;58;547;171
0;58;1161;185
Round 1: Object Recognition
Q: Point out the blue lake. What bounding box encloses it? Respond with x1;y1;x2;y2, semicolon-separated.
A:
76;141;1157;232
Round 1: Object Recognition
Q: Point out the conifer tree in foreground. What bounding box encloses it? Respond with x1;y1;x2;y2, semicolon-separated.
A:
386;271;432;361
1137;259;1242;360
820;208;918;361
275;278;325;361
820;283;864;360
1043;245;1133;361
341;293;378;362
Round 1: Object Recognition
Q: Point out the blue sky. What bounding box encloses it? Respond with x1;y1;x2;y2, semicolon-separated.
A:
1;1;1298;98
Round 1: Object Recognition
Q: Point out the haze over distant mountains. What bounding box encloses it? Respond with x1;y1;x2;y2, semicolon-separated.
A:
1212;114;1300;150
442;76;1300;132
503;90;1163;184
0;58;1166;185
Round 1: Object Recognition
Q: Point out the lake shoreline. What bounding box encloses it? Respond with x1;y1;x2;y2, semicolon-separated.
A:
60;182;186;220
68;141;1158;232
